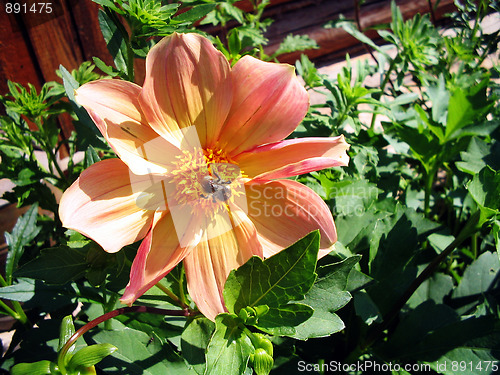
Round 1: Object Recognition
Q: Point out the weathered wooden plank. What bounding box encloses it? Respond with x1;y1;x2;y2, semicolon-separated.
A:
20;0;83;83
0;9;43;96
18;1;86;140
265;0;457;63
70;0;113;66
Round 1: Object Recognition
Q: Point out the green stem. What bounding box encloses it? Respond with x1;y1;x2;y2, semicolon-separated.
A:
360;211;482;351
0;300;20;320
178;266;189;307
103;293;119;330
155;282;187;308
424;170;434;218
33;118;69;187
0;299;28;325
11;301;29;325
471;232;478;259
125;38;135;82
370;58;397;130
0;275;29;325
57;306;194;374
0;274;8;287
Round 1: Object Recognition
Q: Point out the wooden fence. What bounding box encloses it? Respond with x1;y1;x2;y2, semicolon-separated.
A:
1;0;456;94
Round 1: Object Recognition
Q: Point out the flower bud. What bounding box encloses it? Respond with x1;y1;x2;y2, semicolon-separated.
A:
250;348;274;375
252;333;273;357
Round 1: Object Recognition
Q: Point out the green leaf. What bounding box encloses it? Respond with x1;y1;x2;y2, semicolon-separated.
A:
457;138;500;175
98;9;128;74
59;65;99;135
493;220;500;261
468;166;500;221
15;246;88;285
10;360;52;375
414;103;445;143
181;317;215;375
353;290;382;325
274;34;318;56
295;54;324;88
407;272;454;309
324;179;380;216
452;251;500;314
58;315;76;354
205;313;254;375
172;4;216;23
428;346;500;375
445;78;492;141
92;328;195;374
367;214;421;314
375;301;459;359
337;20;389;58
426;75;449;125
84;145;101;168
67;344;117;371
4;203;40;283
0;278;35;302
92;57;122;77
114;310;184;348
91;0;121;13
290;256;361;339
396;314;500;367
223;231;320;313
256;303;313;337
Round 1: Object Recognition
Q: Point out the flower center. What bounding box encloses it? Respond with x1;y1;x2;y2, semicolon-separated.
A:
167;147;243;214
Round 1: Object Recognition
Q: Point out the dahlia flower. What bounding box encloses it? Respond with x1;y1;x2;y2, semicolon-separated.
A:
59;32;349;320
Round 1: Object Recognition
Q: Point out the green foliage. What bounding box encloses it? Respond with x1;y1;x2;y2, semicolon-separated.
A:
10;315;116;375
272;34;319;58
1;1;500;374
4;203;41;284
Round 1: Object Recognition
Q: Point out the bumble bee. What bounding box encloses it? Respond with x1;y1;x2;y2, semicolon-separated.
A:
199;163;239;203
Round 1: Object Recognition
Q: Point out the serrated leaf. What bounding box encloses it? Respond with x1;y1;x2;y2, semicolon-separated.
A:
15;246;88;285
4;203;40;283
457;138;500;175
10;360;52;375
205;313;253;375
290;256;360;339
468;166;500;222
223;231;320;314
274;34;318;56
426;75;449;125
445;78;492;141
181;317;215;375
67;344;117;371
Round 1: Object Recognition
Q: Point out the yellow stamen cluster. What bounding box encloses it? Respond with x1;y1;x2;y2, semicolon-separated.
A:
165;147;243;215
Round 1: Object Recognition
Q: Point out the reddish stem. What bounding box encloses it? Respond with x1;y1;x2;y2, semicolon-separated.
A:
58;306;193;373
